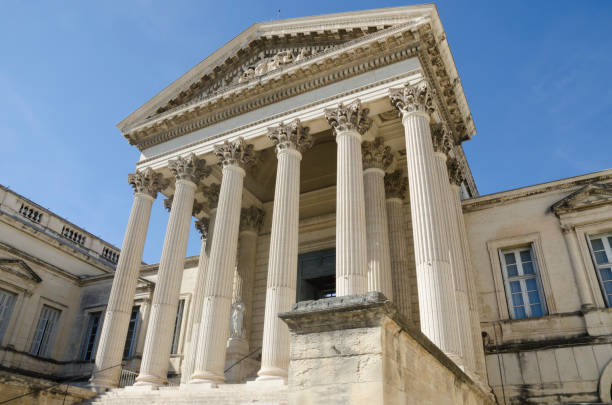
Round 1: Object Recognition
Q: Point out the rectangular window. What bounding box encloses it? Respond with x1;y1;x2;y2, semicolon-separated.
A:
80;311;102;361
0;289;17;342
170;299;185;354
122;305;140;359
500;246;547;319
30;305;61;357
588;232;612;306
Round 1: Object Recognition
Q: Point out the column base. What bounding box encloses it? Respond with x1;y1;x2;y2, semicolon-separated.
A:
189;370;225;386
133;373;165;389
254;366;288;384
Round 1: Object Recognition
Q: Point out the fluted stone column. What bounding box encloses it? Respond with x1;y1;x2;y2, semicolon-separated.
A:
325;101;371;296
562;225;595;310
429;125;474;371
384;170;412;319
257;120;312;383
446;159;487;379
91;169;166;390
181;183;220;384
191;138;255;386
227;206;264;355
135;154;210;387
362;137;393;299
389;80;462;360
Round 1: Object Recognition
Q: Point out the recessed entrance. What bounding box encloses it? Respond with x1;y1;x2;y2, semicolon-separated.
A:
297;248;336;302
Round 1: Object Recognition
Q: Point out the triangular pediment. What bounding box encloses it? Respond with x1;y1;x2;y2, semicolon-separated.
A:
118;5;435;133
0;258;42;283
552;183;612;215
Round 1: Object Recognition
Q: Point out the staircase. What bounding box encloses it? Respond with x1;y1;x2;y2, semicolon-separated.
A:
82;383;288;405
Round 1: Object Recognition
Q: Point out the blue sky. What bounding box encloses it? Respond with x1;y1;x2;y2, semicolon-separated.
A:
1;1;611;264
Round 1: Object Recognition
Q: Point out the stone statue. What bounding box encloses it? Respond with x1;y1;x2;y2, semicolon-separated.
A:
230;300;246;340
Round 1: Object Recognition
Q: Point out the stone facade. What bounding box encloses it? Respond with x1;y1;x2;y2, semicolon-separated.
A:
1;4;611;405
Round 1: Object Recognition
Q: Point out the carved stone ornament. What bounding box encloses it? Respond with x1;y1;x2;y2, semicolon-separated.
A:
194;217;210;240
128;168;168;198
240;206;264;232
200;183;221;210
384;170;408;200
163;195;173;212
192;201;210;218
362;137;393;170
267;119;313;153
389;79;436;116
325;100;372;136
430;123;453;155
168;153;212;184
446;157;464;187
214;138;257;168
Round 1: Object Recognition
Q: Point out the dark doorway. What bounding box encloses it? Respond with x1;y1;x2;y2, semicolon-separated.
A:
297;248;336;302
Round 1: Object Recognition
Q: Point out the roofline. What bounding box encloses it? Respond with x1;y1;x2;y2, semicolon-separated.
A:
116;4;438;132
462;168;612;211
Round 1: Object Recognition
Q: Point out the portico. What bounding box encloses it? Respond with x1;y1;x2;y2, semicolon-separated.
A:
90;5;488;401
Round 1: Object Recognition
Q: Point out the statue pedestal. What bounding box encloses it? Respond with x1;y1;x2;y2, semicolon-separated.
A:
225;338;258;383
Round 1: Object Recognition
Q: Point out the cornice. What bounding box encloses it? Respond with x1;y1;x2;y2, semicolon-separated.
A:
118;5;437;130
126;22;423;150
135;68;419;168
462;169;612;213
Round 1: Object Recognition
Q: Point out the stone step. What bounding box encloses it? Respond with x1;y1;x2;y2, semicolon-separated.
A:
80;383;288;405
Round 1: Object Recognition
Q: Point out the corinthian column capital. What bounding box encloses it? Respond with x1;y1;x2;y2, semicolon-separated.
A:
384;170;408;200
362;137;393;171
325;100;372;136
168;154;211;185
163;196;173;212
389;79;436;117
195;217;210;240
446;157;465;187
430;123;453;155
240;206;264;233
267;119;313;153
201;183;221;210
214;138;257;169
128;168;168;198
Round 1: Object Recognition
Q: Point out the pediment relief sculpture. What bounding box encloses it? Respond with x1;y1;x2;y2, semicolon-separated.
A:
551;183;612;215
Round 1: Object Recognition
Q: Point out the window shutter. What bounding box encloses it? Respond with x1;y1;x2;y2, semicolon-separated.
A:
0;290;16;342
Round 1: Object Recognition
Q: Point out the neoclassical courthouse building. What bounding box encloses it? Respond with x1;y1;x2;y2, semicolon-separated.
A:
1;5;611;405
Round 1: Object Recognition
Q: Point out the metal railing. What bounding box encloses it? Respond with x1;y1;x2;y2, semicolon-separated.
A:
118;368;138;388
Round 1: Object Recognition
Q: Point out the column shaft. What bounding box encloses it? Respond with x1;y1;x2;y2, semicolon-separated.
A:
257;148;301;382
386;198;412;318
191;165;245;384
451;186;488;379
402;112;461;358
434;153;474;371
136;179;196;386
181;211;216;384
336;131;368;295
91;192;154;389
364;168;393;298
